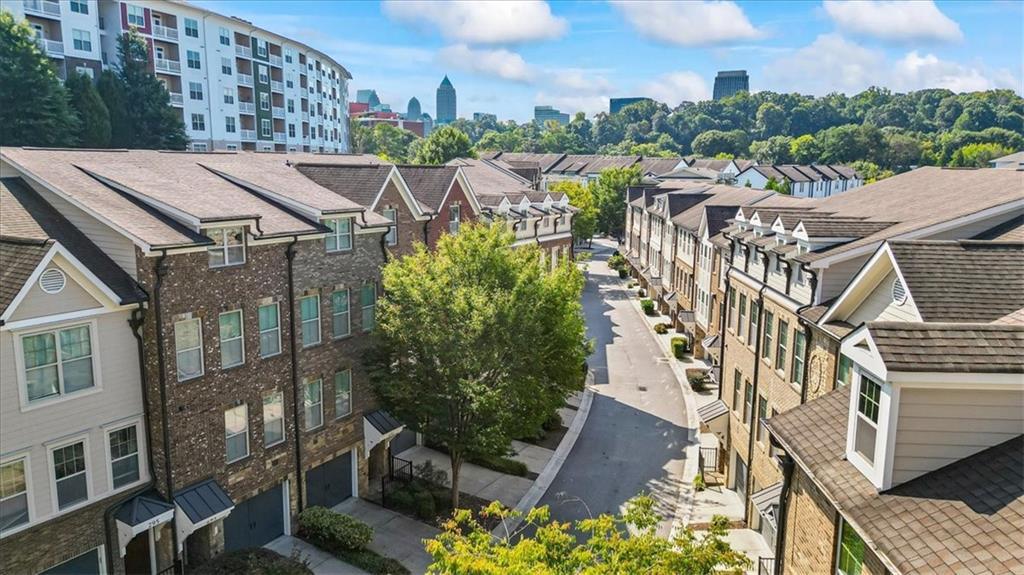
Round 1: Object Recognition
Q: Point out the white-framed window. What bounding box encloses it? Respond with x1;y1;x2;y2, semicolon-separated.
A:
20;324;95;403
792;330;806;387
186;50;201;70
219;27;230;46
288;124;296;138
75;66;94;79
190;113;205;131
300;295;320;347
258;64;269;84
51;440;88;510
287;99;295;113
449;204;461;234
192;143;207;152
324;218;352;252
223;87;234;104
72;29;91;52
174;318;203;381
263;392;285;447
70;0;88;14
361;283;376;332
225;116;236;133
261;118;271;137
855;375;881;463
835;518;865;575
0;456;30;533
775;319;788;372
221;57;232;76
257;303;281;357
188;81;203;101
219;310;244;368
108;424;140;489
756;395;768;443
206;226;245;267
224;404;249;463
126;4;145;27
184;17;198;38
303;378;323;430
332;289;350;339
334;369;352;418
762;311;774;361
383;208;397;246
257;39;268;58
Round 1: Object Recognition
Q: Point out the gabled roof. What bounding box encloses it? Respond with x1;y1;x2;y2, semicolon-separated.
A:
395;165;460;212
865;321;1024;373
480;152;567;173
294;163;394;210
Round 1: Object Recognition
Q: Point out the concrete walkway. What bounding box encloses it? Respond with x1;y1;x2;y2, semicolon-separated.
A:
334;498;438;575
266;535;371;575
398;445;536;506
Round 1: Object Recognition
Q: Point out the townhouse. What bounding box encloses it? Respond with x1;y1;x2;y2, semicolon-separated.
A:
481;152;686;188
0;148;397;573
735;164;862;198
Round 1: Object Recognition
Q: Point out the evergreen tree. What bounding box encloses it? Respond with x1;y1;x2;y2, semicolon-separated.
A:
97;70;130;147
0;12;79;146
66;72;111;147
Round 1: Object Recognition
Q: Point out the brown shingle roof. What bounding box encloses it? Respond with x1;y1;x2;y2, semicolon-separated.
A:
395;165;459;212
867;321;1024;373
888;240;1024;323
291;163;392;209
449;158;534;201
766;386;1024;575
0;241;50;318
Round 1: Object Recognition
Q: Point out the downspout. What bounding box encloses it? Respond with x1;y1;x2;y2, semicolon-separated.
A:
717;274;731;401
285;236;305;511
744;248;769;524
773;452;796;575
151;251;180;571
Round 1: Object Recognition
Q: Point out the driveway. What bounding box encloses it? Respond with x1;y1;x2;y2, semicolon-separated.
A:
533;238;692;536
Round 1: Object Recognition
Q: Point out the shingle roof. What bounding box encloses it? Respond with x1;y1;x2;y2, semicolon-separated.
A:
294;163;393;209
482;152;566;172
0;241;50;318
887;240;1024;323
973;214;1024;241
448;158;534;201
670;186;774;230
766;386;1024;575
395;165;459;212
867;321;1024;373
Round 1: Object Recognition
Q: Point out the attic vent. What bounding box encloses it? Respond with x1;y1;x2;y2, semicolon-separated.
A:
891;277;907;305
39;268;67;294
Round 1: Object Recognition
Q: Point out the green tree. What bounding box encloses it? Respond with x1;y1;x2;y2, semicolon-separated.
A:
368;122;420;162
415;125;476;164
948;142;1014;167
0;12;79;146
594;165;641;239
549;180;597;246
366;224;588;507
425;495;749;574
788;134;821;164
691;129;748;157
755;102;787;138
97;70;129;147
105;29;186;149
65;72;111;148
749;135;793;164
849;160;895;183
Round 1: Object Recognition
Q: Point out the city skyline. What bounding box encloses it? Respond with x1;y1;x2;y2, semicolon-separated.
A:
195;0;1023;122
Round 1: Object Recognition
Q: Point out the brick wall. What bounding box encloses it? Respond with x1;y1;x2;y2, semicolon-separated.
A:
782;468;837;574
805;324;840;402
377;180;425;257
425;180;475;249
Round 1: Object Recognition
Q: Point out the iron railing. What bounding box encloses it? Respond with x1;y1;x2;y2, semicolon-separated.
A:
380;455;413;508
758;556;775;575
700;446;719;473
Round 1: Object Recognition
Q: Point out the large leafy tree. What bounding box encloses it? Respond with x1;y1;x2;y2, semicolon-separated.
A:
593;166;641;240
425;495;749;574
366;224;589;507
105;29;186;149
0;12;79;146
549;180;597;246
66;72;111;147
415;125;476;164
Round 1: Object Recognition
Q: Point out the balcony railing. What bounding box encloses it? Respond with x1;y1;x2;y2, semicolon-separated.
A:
272;107;285;119
270;80;284;93
24;0;60;17
168;92;183;106
240;129;256;141
238;102;255;115
269;54;283;67
36;37;64;57
235;45;252;58
151;24;178;41
302;136;311;145
301;111;309;122
237;73;253;87
757;556;775;575
154;58;181;74
273;132;286;143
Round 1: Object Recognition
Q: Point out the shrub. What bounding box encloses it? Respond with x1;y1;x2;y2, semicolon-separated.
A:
298;507;373;552
542;411;563;431
193;548;312;575
414;490;436;520
641;299;655;315
607;253;627;271
335;549;409;575
389;489;415;512
618;268;628;278
689;374;709;392
671;337;688;359
637;288;646;298
694;473;706;492
470;453;529;477
654;323;668;334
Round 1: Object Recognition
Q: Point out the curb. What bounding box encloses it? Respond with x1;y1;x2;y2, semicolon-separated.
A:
492;375;596;536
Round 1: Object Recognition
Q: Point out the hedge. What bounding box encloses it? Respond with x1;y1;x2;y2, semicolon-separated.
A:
671;336;688;359
640;299;655;315
298;507;410;575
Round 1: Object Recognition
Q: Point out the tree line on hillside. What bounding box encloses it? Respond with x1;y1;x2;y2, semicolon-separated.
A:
1;14;185;149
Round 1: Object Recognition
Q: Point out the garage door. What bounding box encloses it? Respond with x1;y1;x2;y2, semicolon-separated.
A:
224;484;285;551
40;548;101;575
306;452;352;509
391;429;418;455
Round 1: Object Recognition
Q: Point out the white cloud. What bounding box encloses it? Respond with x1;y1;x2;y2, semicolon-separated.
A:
382;0;567;44
609;1;762;46
437;45;536;83
550;68;615;95
640;71;711;106
824;1;963;43
890;52;1005;93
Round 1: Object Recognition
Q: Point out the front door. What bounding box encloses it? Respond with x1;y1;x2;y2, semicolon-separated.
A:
224;484;285;551
733;452;748;502
124;530;151;575
306;452;353;509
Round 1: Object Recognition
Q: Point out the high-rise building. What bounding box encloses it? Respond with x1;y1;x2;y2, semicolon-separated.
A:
610;97;651;114
534;105;570;126
407;97;422;119
357;89;381;109
473;112;496;122
712;70;749;100
436;75;456;124
8;0;351;153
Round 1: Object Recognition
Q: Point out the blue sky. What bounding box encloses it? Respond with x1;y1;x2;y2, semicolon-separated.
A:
197;1;1023;122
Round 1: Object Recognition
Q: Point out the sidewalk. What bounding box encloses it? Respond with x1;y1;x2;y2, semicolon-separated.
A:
266;535;370;575
334;498;439;575
399;445;536;506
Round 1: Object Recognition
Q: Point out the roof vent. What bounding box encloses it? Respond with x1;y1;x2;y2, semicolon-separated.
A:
892;277;907;305
39;268;67;294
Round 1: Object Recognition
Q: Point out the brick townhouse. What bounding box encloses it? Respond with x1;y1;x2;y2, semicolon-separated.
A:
0;148;399;573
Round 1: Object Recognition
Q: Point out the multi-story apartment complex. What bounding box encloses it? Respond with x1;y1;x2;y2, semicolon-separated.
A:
6;0;350;153
735;164;863;198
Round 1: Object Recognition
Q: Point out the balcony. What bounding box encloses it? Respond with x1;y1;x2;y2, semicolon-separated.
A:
154;58;181;74
168;92;183;107
240;129;256;142
23;0;60;18
269;54;283;67
151;24;178;42
272;107;285;119
302;135;310;145
270;80;284;93
301;111;309;122
273;132;286;143
237;73;253;87
235;45;252;58
238;101;255;115
36;37;64;58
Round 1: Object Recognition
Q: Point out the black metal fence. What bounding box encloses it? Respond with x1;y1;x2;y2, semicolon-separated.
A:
381;455;413;508
699;446;719;473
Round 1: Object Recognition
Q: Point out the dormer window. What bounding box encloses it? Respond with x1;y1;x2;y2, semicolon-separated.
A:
207;226;245;268
855;375;881;463
325;217;353;252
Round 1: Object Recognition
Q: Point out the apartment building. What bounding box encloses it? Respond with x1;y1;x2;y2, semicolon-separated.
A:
735;164;862;198
0;148;397;573
6;0;351;153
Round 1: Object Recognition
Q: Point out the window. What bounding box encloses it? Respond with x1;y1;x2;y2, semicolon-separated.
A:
218;311;244;368
286;79;294;89
186;50;201;69
52;442;87;509
261;119;271;137
221;57;232;75
258;64;269;84
257;40;268;58
855;375;881;463
775;320;789;372
21;324;94;402
300;295;320;347
258;303;281;357
224;116;236;133
224;405;249;463
449;204;461;234
189;81;203;100
837;355;852;387
174;318;203;381
259;92;270;111
761;311;773;360
108;426;139;489
756;396;768;443
190;113;205;131
285;51;293;63
792;330;806;388
287;99;295;113
334;370;352;418
70;0;88;14
184;18;198;38
836;519;865;575
303;379;323;430
263;392;284;447
223;87;234;104
75;66;94;79
324;218;352;252
383;208;398;246
72;29;91;52
288;124;296;138
219;27;230;46
743;381;754;426
858;376;881;423
332;289;350;339
732;369;742;414
361;284;376;332
206;226;245;267
127;4;145;27
728;287;737;329
748;301;760;349
0;459;29;532
738;294;747;340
